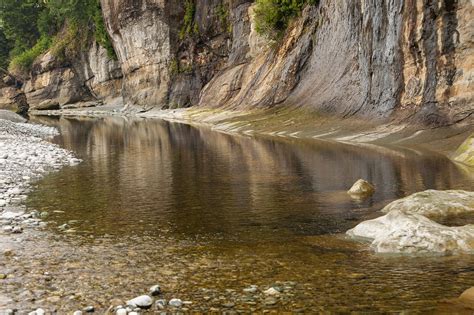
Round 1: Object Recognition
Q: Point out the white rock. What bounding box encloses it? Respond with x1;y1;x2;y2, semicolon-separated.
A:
116;308;127;315
243;285;258;293
12;226;23;234
73;311;83;315
126;295;153;309
168;298;183;307
8;187;22;195
264;288;280;295
347;190;474;254
380;190;474;218
1;211;24;219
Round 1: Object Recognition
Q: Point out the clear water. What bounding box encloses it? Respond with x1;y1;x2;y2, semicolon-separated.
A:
19;116;474;313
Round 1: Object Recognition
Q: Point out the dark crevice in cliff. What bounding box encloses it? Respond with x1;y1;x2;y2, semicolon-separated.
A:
418;0;444;125
406;0;422;73
440;0;458;102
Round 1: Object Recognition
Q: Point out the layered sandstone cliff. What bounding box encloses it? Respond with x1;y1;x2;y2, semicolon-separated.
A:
11;0;473;126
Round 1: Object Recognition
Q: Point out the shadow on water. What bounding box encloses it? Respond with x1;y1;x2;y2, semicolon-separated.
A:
23;116;474;312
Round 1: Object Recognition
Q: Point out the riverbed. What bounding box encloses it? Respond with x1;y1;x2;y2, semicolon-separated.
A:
2;116;474;313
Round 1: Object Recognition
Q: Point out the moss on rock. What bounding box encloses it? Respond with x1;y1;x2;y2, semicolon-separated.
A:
454;133;474;167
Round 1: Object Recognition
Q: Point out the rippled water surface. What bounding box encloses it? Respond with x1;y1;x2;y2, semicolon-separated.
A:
20;116;474;312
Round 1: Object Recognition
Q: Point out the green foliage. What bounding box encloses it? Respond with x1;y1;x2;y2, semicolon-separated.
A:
92;5;116;59
179;0;199;40
0;29;12;70
0;0;44;55
49;22;82;61
45;0;116;59
216;3;231;34
9;36;52;74
169;59;179;75
0;0;116;74
37;8;61;37
254;0;317;39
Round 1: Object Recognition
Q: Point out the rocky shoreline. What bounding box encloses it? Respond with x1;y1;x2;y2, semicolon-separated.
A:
0;111;81;228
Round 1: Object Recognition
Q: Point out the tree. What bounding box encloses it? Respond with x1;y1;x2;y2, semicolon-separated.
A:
0;28;11;69
0;0;44;56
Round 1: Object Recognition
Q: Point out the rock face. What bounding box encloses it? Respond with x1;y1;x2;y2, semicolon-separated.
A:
100;0;173;110
73;41;123;103
100;0;236;110
22;0;473;125
23;40;123;110
347;190;474;255
24;52;93;110
96;0;474;125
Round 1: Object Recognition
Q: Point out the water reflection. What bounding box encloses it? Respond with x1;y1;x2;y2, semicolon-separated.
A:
28;116;473;238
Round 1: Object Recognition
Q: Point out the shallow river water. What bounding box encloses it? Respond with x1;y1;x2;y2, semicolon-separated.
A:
5;116;474;313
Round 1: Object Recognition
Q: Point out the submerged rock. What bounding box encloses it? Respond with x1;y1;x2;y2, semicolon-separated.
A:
264;287;281;296
168;298;183;308
126;295;153;309
347;190;474;255
149;284;161;296
347;179;375;198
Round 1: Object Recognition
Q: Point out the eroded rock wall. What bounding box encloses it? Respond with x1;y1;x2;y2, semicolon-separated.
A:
73;41;123;103
100;0;172;110
25;0;473;126
201;0;473;125
23;52;93;110
23;40;123;110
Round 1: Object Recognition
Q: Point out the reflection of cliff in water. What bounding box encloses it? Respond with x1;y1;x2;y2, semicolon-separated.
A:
28;116;474;238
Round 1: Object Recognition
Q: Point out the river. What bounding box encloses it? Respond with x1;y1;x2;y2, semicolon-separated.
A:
6;116;474;313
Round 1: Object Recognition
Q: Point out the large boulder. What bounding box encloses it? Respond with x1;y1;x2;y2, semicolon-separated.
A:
381;190;474;218
347;190;474;255
0;110;27;123
0;76;28;114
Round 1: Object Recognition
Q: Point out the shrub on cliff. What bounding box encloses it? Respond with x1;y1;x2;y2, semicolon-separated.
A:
254;0;318;39
9;36;52;75
179;0;199;40
44;0;116;59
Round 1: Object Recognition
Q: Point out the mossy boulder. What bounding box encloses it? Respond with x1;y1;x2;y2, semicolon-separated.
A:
454;133;474;167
